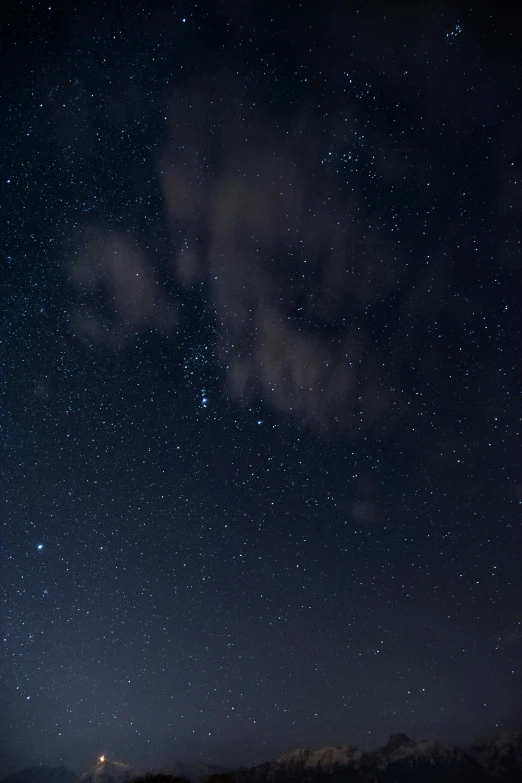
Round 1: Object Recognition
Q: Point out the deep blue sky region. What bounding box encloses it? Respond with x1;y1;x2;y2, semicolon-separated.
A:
1;0;521;776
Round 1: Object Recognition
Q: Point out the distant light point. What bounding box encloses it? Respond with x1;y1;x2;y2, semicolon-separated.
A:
37;544;44;550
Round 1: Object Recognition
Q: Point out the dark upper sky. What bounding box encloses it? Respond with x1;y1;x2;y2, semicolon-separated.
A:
1;0;521;776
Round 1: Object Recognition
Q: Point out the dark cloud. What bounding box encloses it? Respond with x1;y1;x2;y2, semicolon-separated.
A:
69;228;176;349
67;8;519;437
155;79;413;433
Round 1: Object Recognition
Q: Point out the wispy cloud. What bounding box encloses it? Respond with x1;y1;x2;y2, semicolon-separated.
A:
69;228;176;349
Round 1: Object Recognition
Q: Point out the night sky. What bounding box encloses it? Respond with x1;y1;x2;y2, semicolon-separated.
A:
2;0;521;776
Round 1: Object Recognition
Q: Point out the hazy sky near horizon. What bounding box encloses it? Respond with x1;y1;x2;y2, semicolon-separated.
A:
1;0;521;775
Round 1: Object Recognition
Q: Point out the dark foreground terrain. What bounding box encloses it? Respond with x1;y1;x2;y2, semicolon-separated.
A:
3;730;521;783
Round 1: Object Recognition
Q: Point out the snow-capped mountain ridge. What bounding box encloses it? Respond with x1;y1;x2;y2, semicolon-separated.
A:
7;731;521;783
75;759;226;783
76;760;138;783
468;731;522;779
235;731;522;782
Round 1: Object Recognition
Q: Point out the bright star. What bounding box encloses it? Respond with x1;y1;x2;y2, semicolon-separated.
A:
37;544;44;550
99;756;105;763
